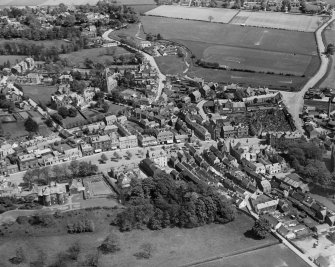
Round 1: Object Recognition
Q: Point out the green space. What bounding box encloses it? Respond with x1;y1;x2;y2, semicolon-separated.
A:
0;212;279;267
60;47;133;68
0;38;68;49
2;121;29;138
0;55;25;65
155;55;187;75
141;16;320;90
129;4;158;14
22;85;57;106
201;243;310;267
320;24;335;88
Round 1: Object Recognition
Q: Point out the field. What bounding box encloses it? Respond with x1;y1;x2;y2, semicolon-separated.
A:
146;5;239;24
145;6;323;32
0;38;68;49
230;11;323;32
201;244;310;267
320;23;335;88
0;55;24;65
0;212;281;267
1;121;29;138
60;47;132;68
22;85;57;105
155;55;187;75
141;16;319;89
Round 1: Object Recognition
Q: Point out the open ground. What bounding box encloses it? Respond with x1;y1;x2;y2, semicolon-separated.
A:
0;55;24;65
0;212;281;267
59;47;132;68
141;16;319;89
22;85;57;105
320;22;335;88
146;6;323;32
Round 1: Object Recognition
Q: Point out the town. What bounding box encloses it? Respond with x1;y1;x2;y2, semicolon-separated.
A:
0;0;335;267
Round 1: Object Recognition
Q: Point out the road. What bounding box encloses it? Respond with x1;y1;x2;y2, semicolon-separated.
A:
281;14;335;133
102;29;166;101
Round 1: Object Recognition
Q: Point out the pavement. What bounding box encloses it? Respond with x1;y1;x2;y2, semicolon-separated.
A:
102;29;166;101
281;14;335;133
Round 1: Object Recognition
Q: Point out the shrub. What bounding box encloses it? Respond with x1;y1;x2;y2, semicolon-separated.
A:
9;247;26;265
67;219;95;233
67;242;81;260
98;232;121;254
16;216;29;225
134;243;155;259
83;252;99;267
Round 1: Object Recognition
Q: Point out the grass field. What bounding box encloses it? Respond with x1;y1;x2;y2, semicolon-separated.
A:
60;47;132;68
320;25;335;88
0;212;280;267
141;17;317;55
2;121;29;138
0;38;68;49
22;85;57;105
0;0;155;6
203;45;312;75
146;5;239;24
230;11;323;32
201;243;310;267
155;55;187;75
0;55;24;66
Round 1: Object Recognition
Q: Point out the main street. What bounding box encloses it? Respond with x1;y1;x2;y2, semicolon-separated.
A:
102;29;166;101
281;14;335;133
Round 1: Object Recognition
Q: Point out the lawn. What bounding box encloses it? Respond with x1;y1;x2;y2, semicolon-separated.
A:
2;121;29;138
155;55;187;75
0;212;279;267
0;55;25;66
0;38;68;49
59;47;132;68
22;85;57;105
146;5;239;24
230;10;323;32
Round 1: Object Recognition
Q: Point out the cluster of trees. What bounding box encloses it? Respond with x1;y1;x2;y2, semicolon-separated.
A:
277;140;332;186
195;59;220;69
23;160;98;187
251;216;272;239
116;172;236;231
58;106;78;118
98;232;121;254
24;117;39;133
326;44;335;56
67;219;95;233
0;93;15;112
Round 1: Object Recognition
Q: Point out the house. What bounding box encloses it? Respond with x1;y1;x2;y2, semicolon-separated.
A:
69;179;85;195
147;149;168;168
38;182;68;206
190;90;202;102
119;135;138;149
90;135;111;152
139;158;163;177
154;130;174;144
18;154;39;171
105;115;117;125
80;143;93;157
138;135;157;147
251;194;279;214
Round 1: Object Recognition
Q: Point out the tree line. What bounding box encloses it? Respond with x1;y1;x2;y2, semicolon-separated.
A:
116;172;236;231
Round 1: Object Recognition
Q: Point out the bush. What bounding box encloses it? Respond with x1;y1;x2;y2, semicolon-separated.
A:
67;219;95;233
9;247;26;265
28;214;55;227
16;216;29;225
83;252;99;267
67;242;81;260
133;243;155;259
98;232;121;254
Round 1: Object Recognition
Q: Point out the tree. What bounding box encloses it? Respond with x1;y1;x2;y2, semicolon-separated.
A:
68;160;79;177
58;106;69;118
281;0;291;12
251;217;271;239
98;233;121;254
101;153;108;163
9;247;26;265
51;113;63;125
102;102;109;113
133;243;155;259
67;242;81;260
45;118;53;127
326;44;335;55
24;117;39;132
208;15;214;22
68;107;77;117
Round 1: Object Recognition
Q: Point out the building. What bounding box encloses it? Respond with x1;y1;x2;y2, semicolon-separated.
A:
147;149;168;167
138;135;157;147
37;182;68;206
18;153;39;171
90;135;111;152
251;194;279;214
154;130;174;144
119;135;138;149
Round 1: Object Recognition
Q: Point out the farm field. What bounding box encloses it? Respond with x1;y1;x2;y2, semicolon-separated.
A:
0;38;68;48
146;5;239;24
0;212;279;267
22;85;57;105
155;55;187;75
0;55;24;65
60;47;132;68
230;11;324;32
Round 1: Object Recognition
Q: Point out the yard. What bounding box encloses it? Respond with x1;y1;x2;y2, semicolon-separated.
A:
2;121;29;139
59;47;133;68
0;212;280;267
320;23;335;88
155;55;187;75
21;85;57;106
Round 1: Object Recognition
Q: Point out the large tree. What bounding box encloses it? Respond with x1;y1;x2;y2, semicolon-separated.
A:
251;217;271;239
24;117;39;133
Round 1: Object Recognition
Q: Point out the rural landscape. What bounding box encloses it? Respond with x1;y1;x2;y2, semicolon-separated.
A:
0;0;335;267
